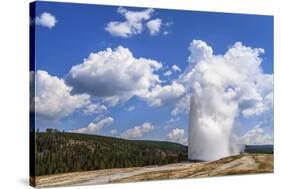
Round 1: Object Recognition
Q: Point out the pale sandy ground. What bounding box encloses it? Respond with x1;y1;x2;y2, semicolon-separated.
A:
34;153;273;188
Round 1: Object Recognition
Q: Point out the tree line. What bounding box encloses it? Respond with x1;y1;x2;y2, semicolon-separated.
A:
35;129;188;176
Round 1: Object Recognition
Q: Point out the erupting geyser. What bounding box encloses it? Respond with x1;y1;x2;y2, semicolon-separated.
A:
185;40;272;161
188;88;239;161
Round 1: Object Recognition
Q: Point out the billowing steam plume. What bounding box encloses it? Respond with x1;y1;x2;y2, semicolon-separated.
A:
184;40;272;161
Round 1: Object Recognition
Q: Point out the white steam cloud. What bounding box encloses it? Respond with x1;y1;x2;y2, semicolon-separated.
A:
184;40;272;161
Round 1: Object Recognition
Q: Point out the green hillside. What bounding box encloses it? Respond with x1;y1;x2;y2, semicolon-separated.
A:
35;130;188;176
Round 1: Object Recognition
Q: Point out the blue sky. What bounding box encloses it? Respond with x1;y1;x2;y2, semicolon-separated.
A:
33;1;273;145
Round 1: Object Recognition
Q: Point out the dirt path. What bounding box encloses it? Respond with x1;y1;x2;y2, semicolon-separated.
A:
35;153;273;188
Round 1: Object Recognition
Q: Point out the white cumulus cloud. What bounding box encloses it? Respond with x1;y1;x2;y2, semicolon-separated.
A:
105;7;154;37
35;70;90;120
66;46;162;106
141;81;186;107
171;95;190;116
70;117;114;134
167;128;187;145
121;122;154;139
35;12;57;29
239;124;273;145
163;70;172;77
146;18;162;35
187;40;213;65
83;103;107;114
172;64;181;72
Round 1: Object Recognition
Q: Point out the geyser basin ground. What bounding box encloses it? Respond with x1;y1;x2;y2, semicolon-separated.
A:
35;153;273;187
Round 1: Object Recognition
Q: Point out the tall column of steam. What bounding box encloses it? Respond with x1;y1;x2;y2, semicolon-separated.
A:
187;40;240;161
188;84;239;161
